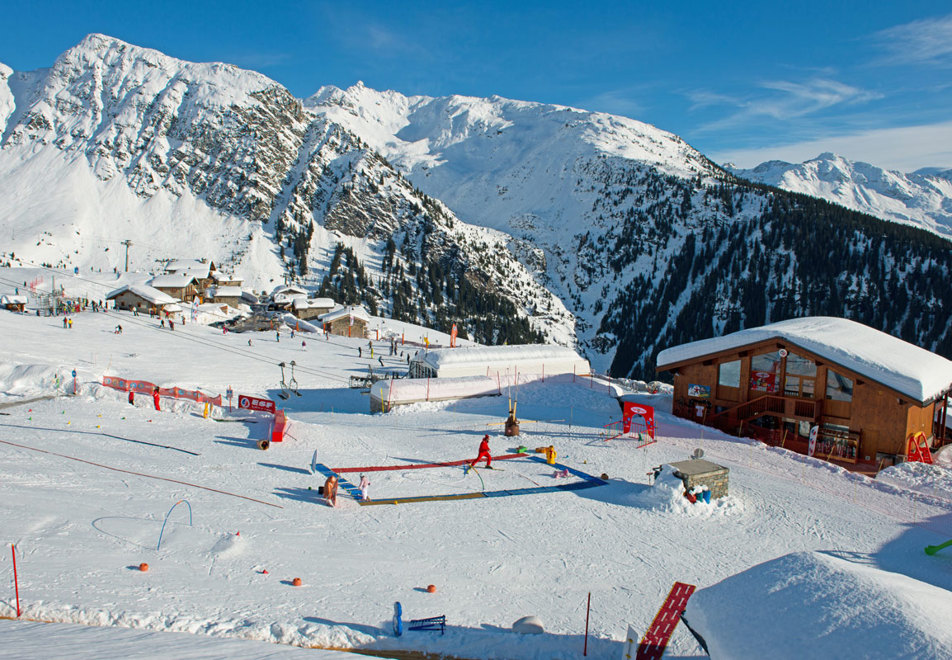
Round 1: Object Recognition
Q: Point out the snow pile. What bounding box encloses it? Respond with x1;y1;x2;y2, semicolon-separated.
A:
636;465;742;516
684;551;952;660
877;462;952;503
0;362;70;400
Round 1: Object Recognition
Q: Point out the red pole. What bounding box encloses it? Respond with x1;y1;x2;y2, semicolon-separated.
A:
12;544;21;617
583;591;591;656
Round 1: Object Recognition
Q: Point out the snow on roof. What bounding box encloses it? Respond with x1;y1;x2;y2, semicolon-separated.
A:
0;295;29;305
166;259;211;275
105;284;178;305
271;285;309;296
308;297;335;308
209;286;243;298
415;344;584;370
210;271;241;282
320;305;370;323
656;316;952;403
149;273;197;288
683;551;952;659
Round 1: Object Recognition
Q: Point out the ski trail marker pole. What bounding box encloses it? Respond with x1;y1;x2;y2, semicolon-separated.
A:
12;544;21;617
584;591;591;656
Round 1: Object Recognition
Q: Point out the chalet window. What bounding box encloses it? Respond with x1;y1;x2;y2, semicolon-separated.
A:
718;360;741;388
750;351;781;393
826;370;853;402
784;352;816;398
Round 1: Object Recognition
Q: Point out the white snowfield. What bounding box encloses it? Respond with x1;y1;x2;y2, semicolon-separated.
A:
0;284;951;659
656;316;952;404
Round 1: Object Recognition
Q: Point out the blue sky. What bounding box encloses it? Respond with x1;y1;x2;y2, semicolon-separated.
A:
3;1;951;170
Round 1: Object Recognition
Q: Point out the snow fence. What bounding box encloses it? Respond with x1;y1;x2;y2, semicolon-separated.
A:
369;372;617;412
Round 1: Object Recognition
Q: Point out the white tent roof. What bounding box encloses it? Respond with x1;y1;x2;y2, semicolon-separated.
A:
320;305;370;323
656;316;952;403
149;273;197;288
415;344;584;370
105;284;178;305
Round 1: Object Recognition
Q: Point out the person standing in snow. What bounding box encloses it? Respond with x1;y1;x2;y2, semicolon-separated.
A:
359;474;371;501
169;319;174;331
358;346;362;358
152;386;161;411
128;390;135;406
302;340;307;350
470;434;492;470
324;475;339;507
276;330;280;342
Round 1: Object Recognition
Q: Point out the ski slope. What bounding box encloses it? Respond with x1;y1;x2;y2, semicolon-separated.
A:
1;267;951;658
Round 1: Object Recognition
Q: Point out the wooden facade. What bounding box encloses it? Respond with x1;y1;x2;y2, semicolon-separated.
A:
659;337;949;467
324;315;367;338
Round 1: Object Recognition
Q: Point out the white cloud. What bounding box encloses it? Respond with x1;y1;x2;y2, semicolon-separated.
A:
872;13;952;66
579;89;644;118
691;78;881;132
709;120;952;172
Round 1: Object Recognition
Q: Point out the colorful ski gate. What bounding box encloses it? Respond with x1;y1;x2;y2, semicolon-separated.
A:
312;454;608;506
101;375;222;407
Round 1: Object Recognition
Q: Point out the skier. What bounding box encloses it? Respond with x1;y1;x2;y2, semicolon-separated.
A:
152;386;161;411
115;324;123;335
128;391;135;406
68;318;73;329
302;340;307;350
469;434;492;470
324;475;339;507
359;474;371;501
378;356;384;366
290;329;295;339
358;347;362;358
248;339;253;347
63;317;68;329
276;330;280;342
161;319;165;328
169;319;174;331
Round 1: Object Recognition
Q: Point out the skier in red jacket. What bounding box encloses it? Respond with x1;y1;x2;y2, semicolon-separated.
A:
470;434;492;469
152;386;161;411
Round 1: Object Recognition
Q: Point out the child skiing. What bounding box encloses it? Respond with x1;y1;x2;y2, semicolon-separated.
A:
469;434;492;470
359;474;371;501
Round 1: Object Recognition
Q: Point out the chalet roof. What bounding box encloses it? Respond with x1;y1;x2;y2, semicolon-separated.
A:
271;285;309;297
656;316;952;404
208;286;244;298
210;271;242;283
166;259;213;276
414;344;585;370
149;273;198;288
105;284;178;305
0;295;29;305
320;305;370;324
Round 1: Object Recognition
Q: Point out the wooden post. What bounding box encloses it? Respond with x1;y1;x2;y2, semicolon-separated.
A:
583;591;591;656
12;544;21;617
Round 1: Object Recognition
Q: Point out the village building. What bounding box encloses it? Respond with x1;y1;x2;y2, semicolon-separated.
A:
210;270;243;287
320;305;370;338
164;259;218;291
409;344;591;380
106;284;178;313
290;297;335;320
656;317;952;467
148;273;199;302
0;294;29;312
204;285;245;307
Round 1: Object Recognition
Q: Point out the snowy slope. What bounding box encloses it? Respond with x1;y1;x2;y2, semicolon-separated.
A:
729;153;952;237
1;282;951;658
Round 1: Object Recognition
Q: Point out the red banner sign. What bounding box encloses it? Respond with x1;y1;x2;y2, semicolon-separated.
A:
238;394;276;415
101;376;222;406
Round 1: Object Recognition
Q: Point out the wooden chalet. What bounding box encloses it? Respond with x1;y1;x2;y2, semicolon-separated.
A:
0;294;28;312
320;305;369;338
165;259;218;291
106;284;178;313
148;273;200;302
656;317;952;468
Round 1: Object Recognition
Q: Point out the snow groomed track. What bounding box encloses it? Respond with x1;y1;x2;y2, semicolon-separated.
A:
312;454;607;505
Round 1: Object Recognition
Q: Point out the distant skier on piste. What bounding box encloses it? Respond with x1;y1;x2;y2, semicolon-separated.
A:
469;434;492;470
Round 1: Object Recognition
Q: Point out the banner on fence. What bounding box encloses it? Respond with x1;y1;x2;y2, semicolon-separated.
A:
238;394;276;415
101;376;222;406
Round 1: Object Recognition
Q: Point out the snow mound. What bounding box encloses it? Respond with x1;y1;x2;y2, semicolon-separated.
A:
636;465;742;516
684;551;952;660
0;362;70;400
876;462;952;502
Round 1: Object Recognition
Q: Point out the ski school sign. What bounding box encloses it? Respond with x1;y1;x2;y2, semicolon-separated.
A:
238;395;276;415
101;376;222;406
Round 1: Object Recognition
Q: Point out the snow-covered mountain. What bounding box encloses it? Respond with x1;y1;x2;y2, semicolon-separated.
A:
729;153;952;237
0;34;572;346
2;35;952;377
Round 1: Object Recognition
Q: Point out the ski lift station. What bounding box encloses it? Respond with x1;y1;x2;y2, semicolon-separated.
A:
373;344;592;412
